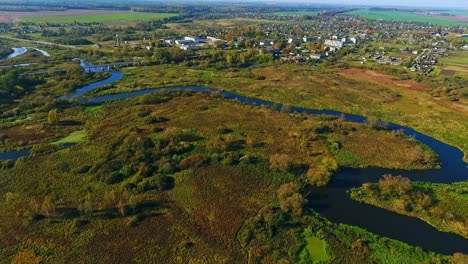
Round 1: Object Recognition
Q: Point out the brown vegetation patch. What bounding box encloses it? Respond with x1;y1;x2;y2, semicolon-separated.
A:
251;67;287;80
440;70;456;76
340;68;429;92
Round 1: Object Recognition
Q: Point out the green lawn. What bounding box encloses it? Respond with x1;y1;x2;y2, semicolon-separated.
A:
301;236;331;262
345;9;468;26
53;130;86;145
19;13;179;23
273;11;319;16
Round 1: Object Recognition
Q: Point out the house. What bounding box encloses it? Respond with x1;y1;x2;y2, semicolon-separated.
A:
163;38;174;44
310;54;325;59
184;36;201;43
303;37;318;42
288;38;302;44
175;39;195;45
324;39;344;49
146;46;154;51
207;36;221;42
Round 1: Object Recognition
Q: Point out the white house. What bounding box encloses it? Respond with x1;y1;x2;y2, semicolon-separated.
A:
184;36;201;43
324;39;344;49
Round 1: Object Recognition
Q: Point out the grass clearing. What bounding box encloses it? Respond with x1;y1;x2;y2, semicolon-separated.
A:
345;9;468;26
19;13;179;23
300;236;331;262
53;130;86;145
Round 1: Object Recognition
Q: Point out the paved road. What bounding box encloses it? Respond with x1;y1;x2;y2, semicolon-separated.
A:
0;35;79;49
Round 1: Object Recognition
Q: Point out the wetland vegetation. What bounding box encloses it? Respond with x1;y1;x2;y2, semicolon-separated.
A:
0;0;467;263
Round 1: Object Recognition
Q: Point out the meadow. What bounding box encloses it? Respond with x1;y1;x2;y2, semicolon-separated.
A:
345;9;468;26
19;13;179;23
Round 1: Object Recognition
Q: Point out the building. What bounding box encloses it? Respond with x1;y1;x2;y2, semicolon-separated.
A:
184;36;202;43
288;38;302;44
207;36;221;42
324;39;344;49
175;39;195;45
310;54;325;60
303;37;318;42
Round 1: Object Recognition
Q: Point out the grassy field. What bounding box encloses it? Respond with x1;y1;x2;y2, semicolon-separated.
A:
439;51;468;77
54;130;86;145
273;11;319;16
350;178;468;238
345;9;468;26
19;13;179;23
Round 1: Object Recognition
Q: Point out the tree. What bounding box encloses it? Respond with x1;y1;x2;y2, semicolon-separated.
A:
306;166;332;187
103;190;118;211
79;193;94;216
379;174;411;196
48;109;59;125
277;182;305;216
41;196;56;217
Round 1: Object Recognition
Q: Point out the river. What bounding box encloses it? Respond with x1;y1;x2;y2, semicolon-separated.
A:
0;60;466;255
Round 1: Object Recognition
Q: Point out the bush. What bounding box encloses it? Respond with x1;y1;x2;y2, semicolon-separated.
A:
144;115;168;124
31;144;60;156
269;154;292;172
306;166;332;187
179;154;209;169
206;136;227;152
105;172;126;184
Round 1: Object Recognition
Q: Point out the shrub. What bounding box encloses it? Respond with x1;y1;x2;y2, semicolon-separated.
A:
269;154;292;172
31;143;60;156
306;166;332;187
221;151;241;165
206;136;227;152
144;115;168;124
179;154;209;169
277;182;305;216
104;172;126;184
321;157;339;172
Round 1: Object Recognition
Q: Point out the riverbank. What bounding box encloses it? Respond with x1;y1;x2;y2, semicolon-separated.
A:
350;178;468;239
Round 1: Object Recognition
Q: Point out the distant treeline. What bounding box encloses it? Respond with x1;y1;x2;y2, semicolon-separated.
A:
0;5;66;12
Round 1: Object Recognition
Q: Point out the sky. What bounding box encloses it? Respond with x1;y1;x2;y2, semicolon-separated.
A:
235;0;468;9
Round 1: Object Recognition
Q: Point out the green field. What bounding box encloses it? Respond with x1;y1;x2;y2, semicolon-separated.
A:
19;13;179;23
345;10;468;26
273;11;319;16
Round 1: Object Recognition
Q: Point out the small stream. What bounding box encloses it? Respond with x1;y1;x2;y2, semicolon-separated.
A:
0;59;466;255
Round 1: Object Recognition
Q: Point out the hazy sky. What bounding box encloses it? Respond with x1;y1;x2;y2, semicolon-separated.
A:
247;0;468;9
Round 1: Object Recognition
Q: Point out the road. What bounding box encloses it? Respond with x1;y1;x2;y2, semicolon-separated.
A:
0;35;79;49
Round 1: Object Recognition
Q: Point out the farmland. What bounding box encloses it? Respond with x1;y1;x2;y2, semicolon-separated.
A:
0;9;136;23
19;12;179;23
345;9;468;26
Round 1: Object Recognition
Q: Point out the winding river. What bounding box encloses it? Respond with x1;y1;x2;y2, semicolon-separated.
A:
1;47;51;61
0;60;466;255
